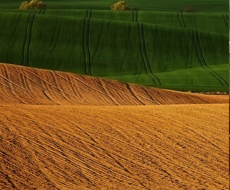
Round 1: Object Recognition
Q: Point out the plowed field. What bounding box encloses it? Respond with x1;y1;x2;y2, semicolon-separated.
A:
0;63;228;189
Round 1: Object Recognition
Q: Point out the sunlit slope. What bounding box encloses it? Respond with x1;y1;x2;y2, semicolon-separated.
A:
107;64;229;91
1;63;228;105
0;13;228;91
0;0;228;12
0;104;228;189
1;10;228;35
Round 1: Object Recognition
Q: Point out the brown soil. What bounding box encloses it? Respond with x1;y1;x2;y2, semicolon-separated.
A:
0;63;229;190
0;63;228;106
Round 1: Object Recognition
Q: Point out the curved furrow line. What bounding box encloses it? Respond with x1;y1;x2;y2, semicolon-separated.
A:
18;136;141;184
223;14;229;28
8;66;79;102
196;31;228;86
21;14;31;66
181;12;186;28
18;67;40;104
1;118;225;185
0;150;58;186
83;17;91;76
132;10;135;22
125;83;145;105
1;116;173;185
136;10;138;22
20;68;80;98
178;12;183;27
70;75;122;101
87;18;92;76
142;23;161;85
0;136;104;183
22;14;35;67
141;86;160;105
137;23;150;75
93;77;157;104
26;14;35;67
54;72;84;99
192;30;225;86
49;71;75;104
9;107;225;184
0;74;31;93
102;79;163;103
98;79;119;105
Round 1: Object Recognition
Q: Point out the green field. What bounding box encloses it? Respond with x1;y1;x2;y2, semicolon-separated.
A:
0;0;228;12
0;0;228;92
0;11;228;92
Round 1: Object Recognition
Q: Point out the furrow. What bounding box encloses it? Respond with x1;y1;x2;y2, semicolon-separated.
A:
136;10;138;22
21;14;31;66
141;23;161;85
178;12;183;27
26;14;35;67
98;79;119;105
125;83;145;105
223;14;229;28
181;12;186;28
196;31;228;86
193;30;225;86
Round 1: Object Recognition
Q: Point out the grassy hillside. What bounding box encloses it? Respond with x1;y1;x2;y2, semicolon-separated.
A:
0;0;228;12
0;12;228;91
1;9;228;35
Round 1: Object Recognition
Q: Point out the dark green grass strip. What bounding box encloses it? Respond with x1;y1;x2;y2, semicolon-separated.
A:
138;22;160;85
89;9;92;18
178;13;182;27
181;13;186;28
132;11;135;22
22;14;35;66
141;24;161;85
193;30;227;86
83;18;91;75
136;10;138;22
196;32;228;86
85;9;88;18
194;30;225;86
223;14;229;28
26;14;35;67
22;14;31;66
178;12;186;28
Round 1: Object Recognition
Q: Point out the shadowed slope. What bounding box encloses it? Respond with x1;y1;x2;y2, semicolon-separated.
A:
0;63;228;105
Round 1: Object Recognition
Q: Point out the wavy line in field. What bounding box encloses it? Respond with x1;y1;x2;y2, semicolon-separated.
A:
0;63;228;106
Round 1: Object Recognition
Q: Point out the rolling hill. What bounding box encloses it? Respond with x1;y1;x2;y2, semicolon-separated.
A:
0;11;228;92
0;63;228;189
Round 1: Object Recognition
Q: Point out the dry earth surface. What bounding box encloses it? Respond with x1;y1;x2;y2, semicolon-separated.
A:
0;63;228;190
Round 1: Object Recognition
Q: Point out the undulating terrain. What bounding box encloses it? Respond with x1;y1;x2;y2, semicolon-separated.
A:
0;63;229;189
0;0;229;189
0;9;228;91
